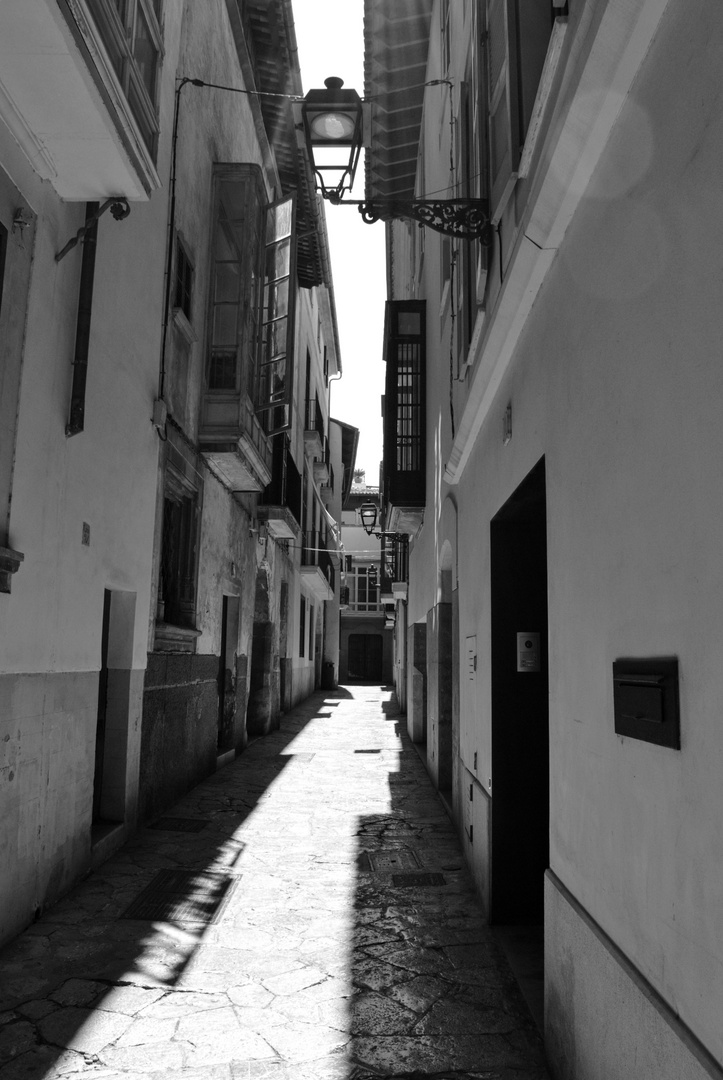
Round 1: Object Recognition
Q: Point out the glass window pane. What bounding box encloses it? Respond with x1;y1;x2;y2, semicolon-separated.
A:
265;237;291;282
209;352;237;390
257;357;287;406
221;183;250;223
269;357;287;400
214;263;239;303
215;215;237;261
398;312;421;335
266;198;293;244
260;316;287;363
263;279;289;321
213;304;238;347
133;6;158;100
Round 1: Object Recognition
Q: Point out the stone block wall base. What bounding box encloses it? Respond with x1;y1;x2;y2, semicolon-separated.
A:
140;653;219;823
545;871;722;1080
0;672;94;944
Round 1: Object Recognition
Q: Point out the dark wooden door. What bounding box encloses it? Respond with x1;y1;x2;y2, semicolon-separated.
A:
490;461;549;924
93;590;112;822
348;633;383;681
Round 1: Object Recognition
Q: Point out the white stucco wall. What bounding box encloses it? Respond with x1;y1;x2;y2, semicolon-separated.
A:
0;1;185;942
401;0;723;1070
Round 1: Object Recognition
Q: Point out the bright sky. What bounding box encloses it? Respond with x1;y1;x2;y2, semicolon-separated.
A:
294;0;386;486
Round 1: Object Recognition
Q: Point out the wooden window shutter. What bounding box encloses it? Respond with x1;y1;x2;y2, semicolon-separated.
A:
486;0;520;223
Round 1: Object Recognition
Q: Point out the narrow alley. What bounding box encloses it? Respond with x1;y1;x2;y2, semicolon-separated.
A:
0;687;548;1080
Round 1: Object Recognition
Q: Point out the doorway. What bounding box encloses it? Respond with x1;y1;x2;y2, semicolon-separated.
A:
92;589;136;842
490;459;549;924
218;595;240;753
437;546;454;795
348;633;383;681
93;590;112;823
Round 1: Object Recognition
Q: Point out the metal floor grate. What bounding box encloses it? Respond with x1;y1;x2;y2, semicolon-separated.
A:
368;849;421;873
121;869;239;923
391;871;446;888
148;818;210;833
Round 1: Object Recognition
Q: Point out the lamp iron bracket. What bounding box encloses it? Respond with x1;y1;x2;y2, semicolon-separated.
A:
357;198;492;242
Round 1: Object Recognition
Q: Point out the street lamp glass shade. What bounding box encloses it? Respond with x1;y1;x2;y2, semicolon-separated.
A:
359;503;378;535
310;111;357;141
300;78;363;200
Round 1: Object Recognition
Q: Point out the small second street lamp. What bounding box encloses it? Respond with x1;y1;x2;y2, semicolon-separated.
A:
359;502;379;536
359;502;405;544
296;77;491;242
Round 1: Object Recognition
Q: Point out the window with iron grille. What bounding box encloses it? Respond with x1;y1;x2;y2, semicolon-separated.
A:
395;340;422;471
383;301;425;510
158;469;199;628
299;596;306;657
87;0;163;158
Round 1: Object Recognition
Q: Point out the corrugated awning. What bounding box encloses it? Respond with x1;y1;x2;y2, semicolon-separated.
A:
364;0;433;201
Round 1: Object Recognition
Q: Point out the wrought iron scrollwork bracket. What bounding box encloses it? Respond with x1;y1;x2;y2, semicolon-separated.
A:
55;197;131;262
357;198;491;242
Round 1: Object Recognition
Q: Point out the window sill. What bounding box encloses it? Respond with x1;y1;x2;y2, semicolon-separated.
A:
173;307;197;345
153;622;201;653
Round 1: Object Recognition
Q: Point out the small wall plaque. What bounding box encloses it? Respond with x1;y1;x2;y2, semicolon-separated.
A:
613;658;680;749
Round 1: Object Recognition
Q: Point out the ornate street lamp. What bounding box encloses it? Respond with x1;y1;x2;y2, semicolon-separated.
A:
298;77;363;202
359;502;406;543
297;78;491;242
359;502;379;536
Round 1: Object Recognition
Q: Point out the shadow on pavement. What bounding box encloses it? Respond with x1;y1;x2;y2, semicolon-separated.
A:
348;694;550;1080
0;693;330;1079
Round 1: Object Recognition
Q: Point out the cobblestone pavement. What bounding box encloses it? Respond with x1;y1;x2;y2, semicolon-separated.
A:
0;686;550;1080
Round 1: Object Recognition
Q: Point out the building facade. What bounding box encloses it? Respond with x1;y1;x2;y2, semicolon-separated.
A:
366;0;723;1077
339;485;394;686
0;0;343;947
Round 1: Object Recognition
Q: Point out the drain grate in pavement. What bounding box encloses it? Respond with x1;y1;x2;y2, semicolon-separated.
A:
354;749;382;754
121;869;239;923
278;752;315;763
391;871;446;888
368;849;421;873
148;818;210;833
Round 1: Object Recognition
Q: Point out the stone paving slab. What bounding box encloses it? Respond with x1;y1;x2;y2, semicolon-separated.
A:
0;687;549;1080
